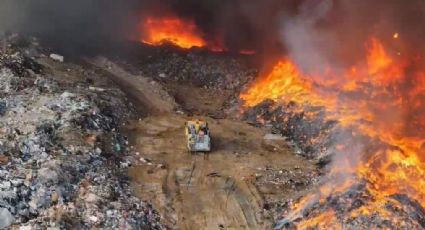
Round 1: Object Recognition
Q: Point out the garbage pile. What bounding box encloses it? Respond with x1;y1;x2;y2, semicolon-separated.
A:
242;94;425;229
114;44;258;91
243;100;337;162
142;52;257;90
0;46;164;229
276;182;425;229
255;166;321;191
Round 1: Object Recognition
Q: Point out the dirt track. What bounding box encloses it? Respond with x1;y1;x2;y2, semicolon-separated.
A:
90;57;316;230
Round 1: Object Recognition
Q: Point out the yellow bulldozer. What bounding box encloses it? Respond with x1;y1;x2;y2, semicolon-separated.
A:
185;120;211;152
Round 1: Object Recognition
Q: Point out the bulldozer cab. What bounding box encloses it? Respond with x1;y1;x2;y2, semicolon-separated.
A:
185;120;211;152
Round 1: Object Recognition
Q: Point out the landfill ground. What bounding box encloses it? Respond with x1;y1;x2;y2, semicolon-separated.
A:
89;53;322;229
0;38;322;229
0;38;165;229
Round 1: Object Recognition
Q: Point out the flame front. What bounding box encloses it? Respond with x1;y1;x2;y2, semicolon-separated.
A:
140;16;206;49
241;37;425;227
139;16;256;55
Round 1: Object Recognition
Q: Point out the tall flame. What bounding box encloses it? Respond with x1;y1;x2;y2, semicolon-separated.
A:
241;37;425;227
140;16;206;49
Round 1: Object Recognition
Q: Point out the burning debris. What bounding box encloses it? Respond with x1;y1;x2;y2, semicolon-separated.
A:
240;31;425;229
1;0;425;229
140;16;208;49
276;182;425;229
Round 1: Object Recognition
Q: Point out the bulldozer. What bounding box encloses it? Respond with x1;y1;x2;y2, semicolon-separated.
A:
185;120;211;152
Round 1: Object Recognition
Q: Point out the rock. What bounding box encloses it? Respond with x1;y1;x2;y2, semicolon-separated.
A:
0;208;14;229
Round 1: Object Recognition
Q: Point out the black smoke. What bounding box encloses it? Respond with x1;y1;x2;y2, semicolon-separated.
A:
0;0;144;54
0;0;295;55
0;0;424;58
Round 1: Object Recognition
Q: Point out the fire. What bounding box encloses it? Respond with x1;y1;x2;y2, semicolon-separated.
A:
240;60;323;107
367;38;393;76
139;16;256;54
297;210;340;230
241;37;425;226
140;16;206;49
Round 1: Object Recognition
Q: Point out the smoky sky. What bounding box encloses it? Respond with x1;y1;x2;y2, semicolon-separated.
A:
0;0;424;58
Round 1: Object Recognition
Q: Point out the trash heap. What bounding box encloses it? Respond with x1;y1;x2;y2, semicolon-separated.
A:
142;52;257;90
242;100;337;162
114;44;258;91
242;93;425;229
0;47;164;229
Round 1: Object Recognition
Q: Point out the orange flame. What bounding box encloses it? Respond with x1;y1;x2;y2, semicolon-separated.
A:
240;60;321;107
241;37;425;223
297;210;341;229
139;16;256;54
140;16;206;49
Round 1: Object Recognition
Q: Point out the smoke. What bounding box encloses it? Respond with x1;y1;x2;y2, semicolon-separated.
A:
281;0;425;74
280;0;425;171
0;0;424;58
0;0;145;54
281;0;335;75
275;1;425;225
0;0;298;56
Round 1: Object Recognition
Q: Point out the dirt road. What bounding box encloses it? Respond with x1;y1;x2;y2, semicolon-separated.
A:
90;58;316;229
127;115;296;229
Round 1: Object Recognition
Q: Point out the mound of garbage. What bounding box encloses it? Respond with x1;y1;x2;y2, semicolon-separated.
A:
0;40;164;229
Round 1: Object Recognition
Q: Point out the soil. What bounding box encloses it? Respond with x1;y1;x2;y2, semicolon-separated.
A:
89;57;318;230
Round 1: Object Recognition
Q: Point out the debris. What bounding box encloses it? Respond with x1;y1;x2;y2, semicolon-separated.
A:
263;134;286;141
49;53;64;62
89;86;106;92
243;100;337;160
0;100;6;116
0;43;165;229
206;172;221;177
0;208;14;229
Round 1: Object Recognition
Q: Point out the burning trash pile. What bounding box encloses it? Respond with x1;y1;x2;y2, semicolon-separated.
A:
0;39;164;229
240;35;425;229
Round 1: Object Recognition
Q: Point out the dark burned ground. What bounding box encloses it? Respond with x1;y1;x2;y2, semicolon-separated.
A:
89;43;325;229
